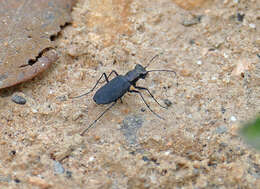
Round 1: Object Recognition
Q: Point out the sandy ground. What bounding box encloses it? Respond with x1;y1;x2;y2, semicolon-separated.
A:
0;0;260;188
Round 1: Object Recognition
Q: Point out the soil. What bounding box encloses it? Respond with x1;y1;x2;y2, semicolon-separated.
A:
0;0;259;188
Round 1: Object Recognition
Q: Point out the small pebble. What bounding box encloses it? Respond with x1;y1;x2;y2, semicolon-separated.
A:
11;95;26;105
14;178;20;183
142;156;149;162
211;76;217;80
65;171;72;179
237;13;245;22
230;116;237;122
9;150;16;156
249;23;256;29
223;53;229;58
215;125;228;134
163;99;172;107
88;156;95;162
53;161;65;174
182;15;202;27
221;107;226;114
57;95;67;102
49;89;54;94
189;39;195;45
197;60;202;65
31;109;38;113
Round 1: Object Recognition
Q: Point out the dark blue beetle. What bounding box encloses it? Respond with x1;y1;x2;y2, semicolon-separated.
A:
94;64;148;104
72;56;176;135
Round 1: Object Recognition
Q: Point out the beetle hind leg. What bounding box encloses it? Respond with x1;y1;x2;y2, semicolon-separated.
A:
70;70;119;99
80;101;117;135
129;89;164;120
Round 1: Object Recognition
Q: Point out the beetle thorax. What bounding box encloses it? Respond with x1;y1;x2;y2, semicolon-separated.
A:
124;64;148;84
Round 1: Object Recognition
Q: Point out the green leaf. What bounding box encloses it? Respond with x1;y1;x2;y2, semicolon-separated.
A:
240;117;260;150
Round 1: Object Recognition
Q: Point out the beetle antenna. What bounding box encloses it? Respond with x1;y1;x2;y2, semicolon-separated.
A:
147;69;176;77
145;54;160;69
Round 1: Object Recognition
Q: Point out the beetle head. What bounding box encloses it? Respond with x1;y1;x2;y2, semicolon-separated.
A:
135;64;148;79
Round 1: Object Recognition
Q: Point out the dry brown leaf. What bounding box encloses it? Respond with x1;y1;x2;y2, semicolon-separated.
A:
0;0;76;89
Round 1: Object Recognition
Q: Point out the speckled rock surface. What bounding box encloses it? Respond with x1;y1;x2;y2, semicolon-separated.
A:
0;0;259;188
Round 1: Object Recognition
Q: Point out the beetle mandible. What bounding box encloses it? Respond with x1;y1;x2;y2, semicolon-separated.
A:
72;55;176;136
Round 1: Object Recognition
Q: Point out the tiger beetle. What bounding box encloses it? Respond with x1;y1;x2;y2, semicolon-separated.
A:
72;55;176;136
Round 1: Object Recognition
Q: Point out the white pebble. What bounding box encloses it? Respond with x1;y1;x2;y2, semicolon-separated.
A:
53;161;65;174
249;23;256;29
49;90;54;94
197;60;202;65
32;109;38;113
211;76;217;80
230;116;237;122
88;156;95;162
223;53;228;58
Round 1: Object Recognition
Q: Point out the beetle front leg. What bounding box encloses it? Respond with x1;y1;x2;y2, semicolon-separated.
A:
134;86;167;109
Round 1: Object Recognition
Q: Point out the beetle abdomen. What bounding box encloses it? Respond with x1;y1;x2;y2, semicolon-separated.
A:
93;76;131;104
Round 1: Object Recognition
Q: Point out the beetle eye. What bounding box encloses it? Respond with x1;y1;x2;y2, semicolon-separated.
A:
141;73;146;78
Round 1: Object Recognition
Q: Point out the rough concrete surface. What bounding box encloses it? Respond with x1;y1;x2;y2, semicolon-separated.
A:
0;0;260;188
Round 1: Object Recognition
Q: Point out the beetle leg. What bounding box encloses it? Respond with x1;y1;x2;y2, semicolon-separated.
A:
107;70;119;78
80;101;117;136
134;86;168;109
71;72;111;99
129;89;164;120
99;70;119;84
